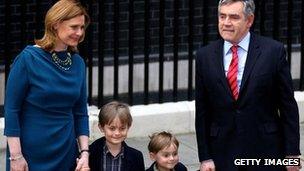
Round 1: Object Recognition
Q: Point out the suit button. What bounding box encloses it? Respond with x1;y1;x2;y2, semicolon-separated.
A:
232;101;238;109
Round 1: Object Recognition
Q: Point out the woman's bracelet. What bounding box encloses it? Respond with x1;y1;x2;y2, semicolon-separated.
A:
9;155;23;161
79;149;89;158
80;149;90;154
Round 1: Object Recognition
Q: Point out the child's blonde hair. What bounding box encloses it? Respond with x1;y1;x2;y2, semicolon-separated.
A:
148;131;179;153
98;101;132;127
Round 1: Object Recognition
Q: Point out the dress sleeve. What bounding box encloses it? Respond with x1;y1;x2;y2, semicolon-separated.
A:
4;52;29;137
73;59;89;137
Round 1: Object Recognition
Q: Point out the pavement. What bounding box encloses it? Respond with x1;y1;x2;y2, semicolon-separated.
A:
1;124;304;171
125;122;304;171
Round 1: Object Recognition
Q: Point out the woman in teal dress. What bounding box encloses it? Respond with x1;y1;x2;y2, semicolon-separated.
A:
4;0;90;170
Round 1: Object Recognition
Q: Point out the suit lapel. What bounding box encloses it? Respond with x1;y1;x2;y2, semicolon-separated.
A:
213;34;262;100
239;33;261;95
213;39;234;97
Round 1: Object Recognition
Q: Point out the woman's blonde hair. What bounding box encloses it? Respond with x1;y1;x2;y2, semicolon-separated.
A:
35;0;90;52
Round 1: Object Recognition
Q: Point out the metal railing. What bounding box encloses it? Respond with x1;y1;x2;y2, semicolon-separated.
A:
1;0;303;114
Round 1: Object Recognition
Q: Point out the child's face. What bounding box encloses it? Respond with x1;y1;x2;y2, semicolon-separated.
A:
150;143;179;171
99;116;129;146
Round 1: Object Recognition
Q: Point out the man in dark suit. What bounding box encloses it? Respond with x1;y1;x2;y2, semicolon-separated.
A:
195;0;301;171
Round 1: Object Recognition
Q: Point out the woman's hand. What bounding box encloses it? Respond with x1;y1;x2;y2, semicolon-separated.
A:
10;155;28;171
75;151;90;171
7;138;28;171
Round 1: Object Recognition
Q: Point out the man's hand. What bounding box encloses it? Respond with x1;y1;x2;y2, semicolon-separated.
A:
200;159;215;171
286;166;301;171
285;156;302;171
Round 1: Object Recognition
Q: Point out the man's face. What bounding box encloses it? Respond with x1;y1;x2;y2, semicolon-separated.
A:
218;2;254;44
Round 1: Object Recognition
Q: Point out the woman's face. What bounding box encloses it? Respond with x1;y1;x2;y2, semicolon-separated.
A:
54;15;85;51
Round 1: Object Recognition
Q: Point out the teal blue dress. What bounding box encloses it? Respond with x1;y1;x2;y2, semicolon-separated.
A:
4;45;89;171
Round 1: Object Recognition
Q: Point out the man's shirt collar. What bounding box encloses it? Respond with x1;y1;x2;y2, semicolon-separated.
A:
224;32;250;55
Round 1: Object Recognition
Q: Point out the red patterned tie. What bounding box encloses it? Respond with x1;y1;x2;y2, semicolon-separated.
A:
227;45;239;100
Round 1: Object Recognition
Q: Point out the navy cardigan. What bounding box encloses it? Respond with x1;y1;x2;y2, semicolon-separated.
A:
89;137;145;171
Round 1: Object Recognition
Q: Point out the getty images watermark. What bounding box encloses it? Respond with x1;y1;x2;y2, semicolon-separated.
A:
234;158;301;166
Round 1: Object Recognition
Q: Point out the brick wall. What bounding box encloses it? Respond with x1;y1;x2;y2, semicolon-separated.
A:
0;0;302;64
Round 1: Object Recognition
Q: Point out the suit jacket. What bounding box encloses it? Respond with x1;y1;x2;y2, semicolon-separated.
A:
195;33;300;170
89;137;145;171
145;162;187;171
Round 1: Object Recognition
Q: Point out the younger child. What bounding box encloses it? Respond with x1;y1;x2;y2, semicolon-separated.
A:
146;131;187;171
89;101;145;171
